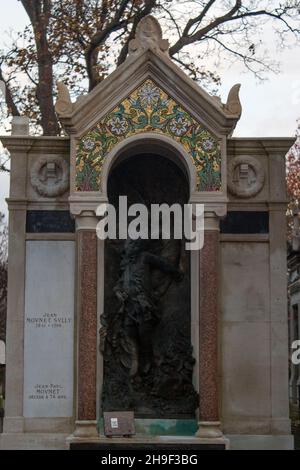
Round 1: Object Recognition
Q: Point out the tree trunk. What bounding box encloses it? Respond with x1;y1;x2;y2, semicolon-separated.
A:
86;48;101;92
21;0;60;135
35;22;60;135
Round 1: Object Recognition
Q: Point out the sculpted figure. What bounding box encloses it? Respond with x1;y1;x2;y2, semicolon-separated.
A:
101;238;198;414
112;238;183;378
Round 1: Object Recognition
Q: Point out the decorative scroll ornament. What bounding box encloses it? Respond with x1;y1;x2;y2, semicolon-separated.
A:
31;155;69;197
129;15;169;55
224;84;242;116
227;155;265;198
55;81;74;117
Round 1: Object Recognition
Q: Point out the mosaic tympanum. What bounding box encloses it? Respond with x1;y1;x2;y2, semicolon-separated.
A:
76;80;221;191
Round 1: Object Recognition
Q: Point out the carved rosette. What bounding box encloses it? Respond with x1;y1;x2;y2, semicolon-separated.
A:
30;155;69;197
227;155;265;198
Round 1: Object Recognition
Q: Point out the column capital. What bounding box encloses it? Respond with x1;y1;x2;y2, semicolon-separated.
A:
204;211;221;231
69;194;108;218
75;211;99;231
189;194;227;219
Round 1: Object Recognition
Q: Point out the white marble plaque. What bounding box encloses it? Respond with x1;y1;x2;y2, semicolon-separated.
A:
23;241;75;418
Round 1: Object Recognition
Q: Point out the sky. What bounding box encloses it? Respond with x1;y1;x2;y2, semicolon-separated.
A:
0;0;300;218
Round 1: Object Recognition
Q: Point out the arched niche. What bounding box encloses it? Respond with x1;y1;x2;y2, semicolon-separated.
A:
100;133;198;199
99;142;199;419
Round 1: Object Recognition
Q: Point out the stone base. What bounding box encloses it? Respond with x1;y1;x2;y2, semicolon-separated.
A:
228;434;294;450
0;432;294;450
0;433;69;450
196;421;223;438
67;435;228;451
72;420;98;438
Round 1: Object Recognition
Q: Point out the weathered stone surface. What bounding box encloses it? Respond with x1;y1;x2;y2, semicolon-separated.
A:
221;243;270;322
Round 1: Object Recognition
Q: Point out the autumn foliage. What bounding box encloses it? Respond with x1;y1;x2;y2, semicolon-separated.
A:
287;122;300;205
0;1;299;135
286;121;300;239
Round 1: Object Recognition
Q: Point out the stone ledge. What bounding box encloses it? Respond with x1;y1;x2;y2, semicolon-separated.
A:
0;433;294;450
67;435;229;451
228;434;294;450
0;433;70;450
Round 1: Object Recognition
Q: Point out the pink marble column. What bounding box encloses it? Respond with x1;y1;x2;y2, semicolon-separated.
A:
196;214;223;438
74;213;98;438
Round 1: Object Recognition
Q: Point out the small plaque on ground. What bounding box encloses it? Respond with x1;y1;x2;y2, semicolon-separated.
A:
103;411;135;437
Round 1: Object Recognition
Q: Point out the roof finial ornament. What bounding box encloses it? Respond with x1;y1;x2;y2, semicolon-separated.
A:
55;81;74;117
224;83;242;116
129;15;169;56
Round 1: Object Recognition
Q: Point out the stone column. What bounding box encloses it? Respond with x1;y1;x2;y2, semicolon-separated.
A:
3;133;29;434
263;141;293;435
73;211;98;438
3;205;27;434
196;212;223;439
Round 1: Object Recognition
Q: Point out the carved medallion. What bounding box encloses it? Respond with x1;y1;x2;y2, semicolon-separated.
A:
30;155;69;197
227;155;265;198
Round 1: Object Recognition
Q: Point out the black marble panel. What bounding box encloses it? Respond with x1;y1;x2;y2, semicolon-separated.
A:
220;211;269;234
26;210;75;233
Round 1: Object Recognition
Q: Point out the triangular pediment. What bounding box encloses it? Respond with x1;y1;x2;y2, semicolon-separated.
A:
56;17;241;137
76;78;221;191
56;15;241;195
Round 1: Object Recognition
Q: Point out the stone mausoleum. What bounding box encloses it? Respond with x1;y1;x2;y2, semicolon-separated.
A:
0;16;295;450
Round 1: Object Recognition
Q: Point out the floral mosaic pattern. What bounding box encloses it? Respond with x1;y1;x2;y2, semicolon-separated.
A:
76;80;221;191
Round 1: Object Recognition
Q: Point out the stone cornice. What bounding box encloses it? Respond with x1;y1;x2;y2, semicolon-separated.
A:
228;137;295;155
0;136;70;153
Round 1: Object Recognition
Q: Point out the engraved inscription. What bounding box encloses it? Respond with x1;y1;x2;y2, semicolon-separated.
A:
26;313;72;328
28;383;67;401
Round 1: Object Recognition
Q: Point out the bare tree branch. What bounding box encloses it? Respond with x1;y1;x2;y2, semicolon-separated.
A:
1;0;299;135
85;0;132;89
169;1;300;56
0;64;20;117
170;0;243;55
117;0;158;66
